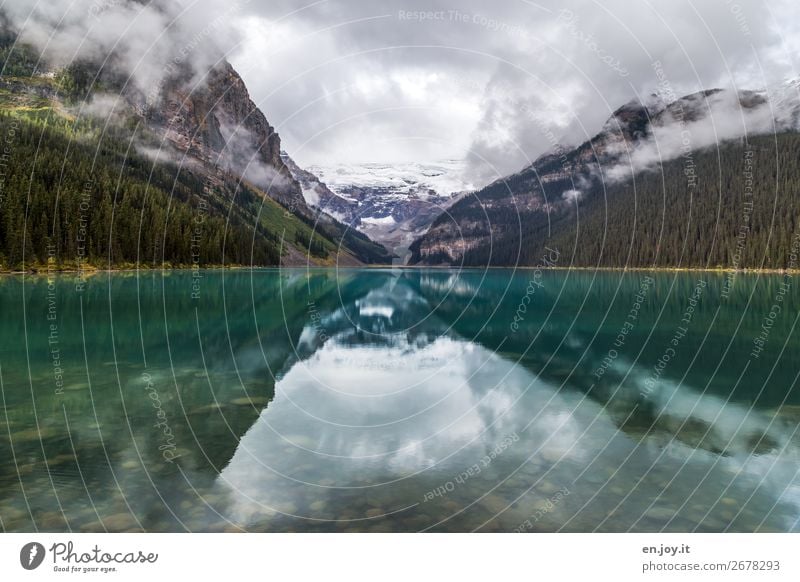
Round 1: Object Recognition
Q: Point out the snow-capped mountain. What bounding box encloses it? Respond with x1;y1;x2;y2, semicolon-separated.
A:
284;159;477;263
309;160;476;200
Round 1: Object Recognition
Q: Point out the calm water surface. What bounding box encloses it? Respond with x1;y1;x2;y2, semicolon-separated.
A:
1;268;799;532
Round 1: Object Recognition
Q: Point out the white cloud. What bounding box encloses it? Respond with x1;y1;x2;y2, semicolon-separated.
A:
226;0;800;176
7;0;800;177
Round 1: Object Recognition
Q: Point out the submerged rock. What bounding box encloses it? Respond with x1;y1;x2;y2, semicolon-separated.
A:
229;397;270;407
644;507;676;521
102;512;139;531
479;494;509;514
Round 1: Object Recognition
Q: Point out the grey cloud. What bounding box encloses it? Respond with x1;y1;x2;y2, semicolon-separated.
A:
5;0;800;181
4;0;246;97
604;84;799;184
226;0;799;179
217;118;292;190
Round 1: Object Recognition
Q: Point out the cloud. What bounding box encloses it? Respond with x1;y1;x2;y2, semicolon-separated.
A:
3;0;247;98
4;0;297;192
220;124;292;192
78;91;127;120
6;0;800;181
225;0;800;178
603;86;792;183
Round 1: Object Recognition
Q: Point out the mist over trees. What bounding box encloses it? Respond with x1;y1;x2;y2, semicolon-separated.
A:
452;134;800;270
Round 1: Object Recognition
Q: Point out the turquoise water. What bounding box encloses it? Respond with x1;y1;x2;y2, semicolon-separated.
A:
1;268;799;532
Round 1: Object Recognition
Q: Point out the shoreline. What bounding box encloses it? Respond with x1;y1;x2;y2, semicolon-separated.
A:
3;264;799;276
0;264;251;276
365;264;800;275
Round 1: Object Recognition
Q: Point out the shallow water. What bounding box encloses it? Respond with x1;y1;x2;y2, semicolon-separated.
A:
1;268;799;532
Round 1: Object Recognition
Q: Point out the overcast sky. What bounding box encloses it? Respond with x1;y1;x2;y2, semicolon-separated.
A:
7;0;800;179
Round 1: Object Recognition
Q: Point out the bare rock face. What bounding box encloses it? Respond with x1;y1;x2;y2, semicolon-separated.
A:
281;152;360;219
144;61;307;214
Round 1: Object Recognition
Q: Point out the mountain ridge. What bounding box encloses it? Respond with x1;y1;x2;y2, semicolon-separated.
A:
410;82;800;268
286;158;475;263
0;30;392;269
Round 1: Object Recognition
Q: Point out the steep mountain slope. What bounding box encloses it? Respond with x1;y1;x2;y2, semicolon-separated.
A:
411;85;800;268
279;153;393;264
281;153;357;218
139;61;306;215
0;32;391;270
0;108;345;271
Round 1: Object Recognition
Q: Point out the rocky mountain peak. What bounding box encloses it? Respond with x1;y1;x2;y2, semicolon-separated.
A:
142;61;307;213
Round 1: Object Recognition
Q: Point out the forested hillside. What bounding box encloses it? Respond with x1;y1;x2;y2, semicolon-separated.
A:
430;134;800;269
0;112;271;270
0;34;391;271
410;84;800;270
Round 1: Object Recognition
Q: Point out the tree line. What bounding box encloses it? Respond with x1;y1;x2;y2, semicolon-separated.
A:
0;112;283;270
453;134;800;269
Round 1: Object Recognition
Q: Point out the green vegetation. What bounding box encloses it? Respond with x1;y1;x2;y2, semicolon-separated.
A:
433;134;800;269
294;229;328;258
0;111;286;270
0;31;39;77
0;107;391;271
0;30;392;270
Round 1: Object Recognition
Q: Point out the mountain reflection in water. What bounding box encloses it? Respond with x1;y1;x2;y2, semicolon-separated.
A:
1;269;799;532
